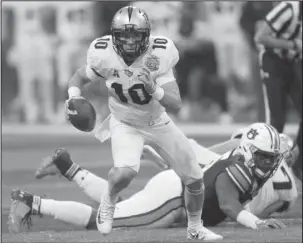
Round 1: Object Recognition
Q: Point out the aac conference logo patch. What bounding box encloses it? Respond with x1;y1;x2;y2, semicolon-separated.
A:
145;55;160;71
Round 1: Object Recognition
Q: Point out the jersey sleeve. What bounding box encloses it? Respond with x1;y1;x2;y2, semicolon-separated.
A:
265;2;293;33
156;68;176;86
86;37;108;82
151;36;179;84
273;161;298;204
225;158;253;195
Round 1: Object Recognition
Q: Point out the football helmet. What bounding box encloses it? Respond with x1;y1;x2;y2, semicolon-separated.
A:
236;123;282;180
111;6;151;61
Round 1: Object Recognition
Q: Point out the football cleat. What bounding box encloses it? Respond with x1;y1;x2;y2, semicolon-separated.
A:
35;148;79;180
35;155;61;179
96;196;116;235
8;189;41;233
187;226;223;241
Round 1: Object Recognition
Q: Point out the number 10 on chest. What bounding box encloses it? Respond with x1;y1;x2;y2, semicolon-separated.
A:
111;82;152;105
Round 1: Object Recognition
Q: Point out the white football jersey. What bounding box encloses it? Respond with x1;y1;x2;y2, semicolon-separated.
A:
86;35;179;124
245;159;298;215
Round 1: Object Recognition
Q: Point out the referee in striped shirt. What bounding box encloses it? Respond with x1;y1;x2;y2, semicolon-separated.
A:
254;1;302;180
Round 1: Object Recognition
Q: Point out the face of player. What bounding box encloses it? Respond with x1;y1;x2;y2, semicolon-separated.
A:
118;31;144;58
252;150;280;179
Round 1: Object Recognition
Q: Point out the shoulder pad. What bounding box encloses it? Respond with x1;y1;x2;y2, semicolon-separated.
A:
87;35;112;71
225;159;253;194
149;35;179;75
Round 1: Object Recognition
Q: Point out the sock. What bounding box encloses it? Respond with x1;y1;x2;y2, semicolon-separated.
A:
185;183;205;229
31;196;42;215
103;187;119;205
40;199;93;228
52;151;80;181
72;169;108;203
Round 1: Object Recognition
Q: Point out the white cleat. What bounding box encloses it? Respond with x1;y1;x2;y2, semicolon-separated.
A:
96;196;116;235
187;226;223;241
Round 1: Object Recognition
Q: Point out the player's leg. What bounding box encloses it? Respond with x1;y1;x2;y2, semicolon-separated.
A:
38;59;55;123
188;139;220;166
293;120;302;180
144;115;222;240
112;169;184;228
289;62;302;180
8;189;94;233
96;116;144;235
35;149;107;203
19;65;38;124
260;52;287;132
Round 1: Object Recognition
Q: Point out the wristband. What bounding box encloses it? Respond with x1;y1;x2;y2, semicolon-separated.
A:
151;86;164;101
236;210;260;229
68;87;81;98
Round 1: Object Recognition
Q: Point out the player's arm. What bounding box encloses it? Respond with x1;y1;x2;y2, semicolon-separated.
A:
138;67;181;112
68;39;106;98
157;71;182;113
254;2;300;51
215;172;260;229
67;66;93;97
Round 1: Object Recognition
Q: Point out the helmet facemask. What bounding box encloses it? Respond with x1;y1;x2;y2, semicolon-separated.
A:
245;144;282;181
112;26;150;62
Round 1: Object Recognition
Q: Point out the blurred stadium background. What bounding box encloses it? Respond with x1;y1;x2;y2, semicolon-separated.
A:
2;1;301;125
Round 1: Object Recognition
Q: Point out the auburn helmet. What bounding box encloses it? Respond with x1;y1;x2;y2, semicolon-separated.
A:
111;6;151;61
237;123;282;180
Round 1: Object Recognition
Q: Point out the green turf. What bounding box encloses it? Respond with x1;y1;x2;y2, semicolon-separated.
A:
2;134;302;242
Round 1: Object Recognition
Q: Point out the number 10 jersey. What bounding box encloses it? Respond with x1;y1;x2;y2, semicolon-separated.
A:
86;35;179;125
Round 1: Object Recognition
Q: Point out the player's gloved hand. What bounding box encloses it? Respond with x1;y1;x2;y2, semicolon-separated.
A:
255;218;286;229
138;66;156;94
64;96;85;120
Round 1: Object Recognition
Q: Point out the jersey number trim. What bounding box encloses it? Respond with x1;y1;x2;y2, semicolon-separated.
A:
94;37;110;49
111;83;152;105
272;165;292;190
152;38;168;49
95;37;168;50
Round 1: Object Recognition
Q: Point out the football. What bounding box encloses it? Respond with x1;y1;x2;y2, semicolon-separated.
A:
66;98;96;132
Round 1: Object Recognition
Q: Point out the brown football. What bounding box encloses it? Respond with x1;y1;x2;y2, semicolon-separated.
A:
67;98;96;132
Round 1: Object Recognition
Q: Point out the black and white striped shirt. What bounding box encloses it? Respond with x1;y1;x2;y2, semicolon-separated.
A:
265;1;302;60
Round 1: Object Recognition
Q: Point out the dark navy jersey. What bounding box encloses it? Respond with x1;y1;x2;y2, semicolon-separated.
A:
182;149;258;226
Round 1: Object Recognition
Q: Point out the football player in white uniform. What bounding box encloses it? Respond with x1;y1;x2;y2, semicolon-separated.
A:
64;6;218;240
9;123;296;233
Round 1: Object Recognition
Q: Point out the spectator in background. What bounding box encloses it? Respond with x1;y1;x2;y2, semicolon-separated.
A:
56;2;95;123
175;2;231;123
8;4;55;124
205;2;253;122
2;7;19;121
239;1;275;122
254;1;302;180
93;1;131;37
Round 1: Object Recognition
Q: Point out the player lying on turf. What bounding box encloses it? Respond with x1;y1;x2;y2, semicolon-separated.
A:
8;123;298;233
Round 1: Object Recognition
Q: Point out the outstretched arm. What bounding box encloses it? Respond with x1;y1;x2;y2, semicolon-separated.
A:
215;172;260;229
216;172;286;229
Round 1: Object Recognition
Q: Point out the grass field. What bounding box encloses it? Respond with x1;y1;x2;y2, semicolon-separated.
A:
2;131;302;242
